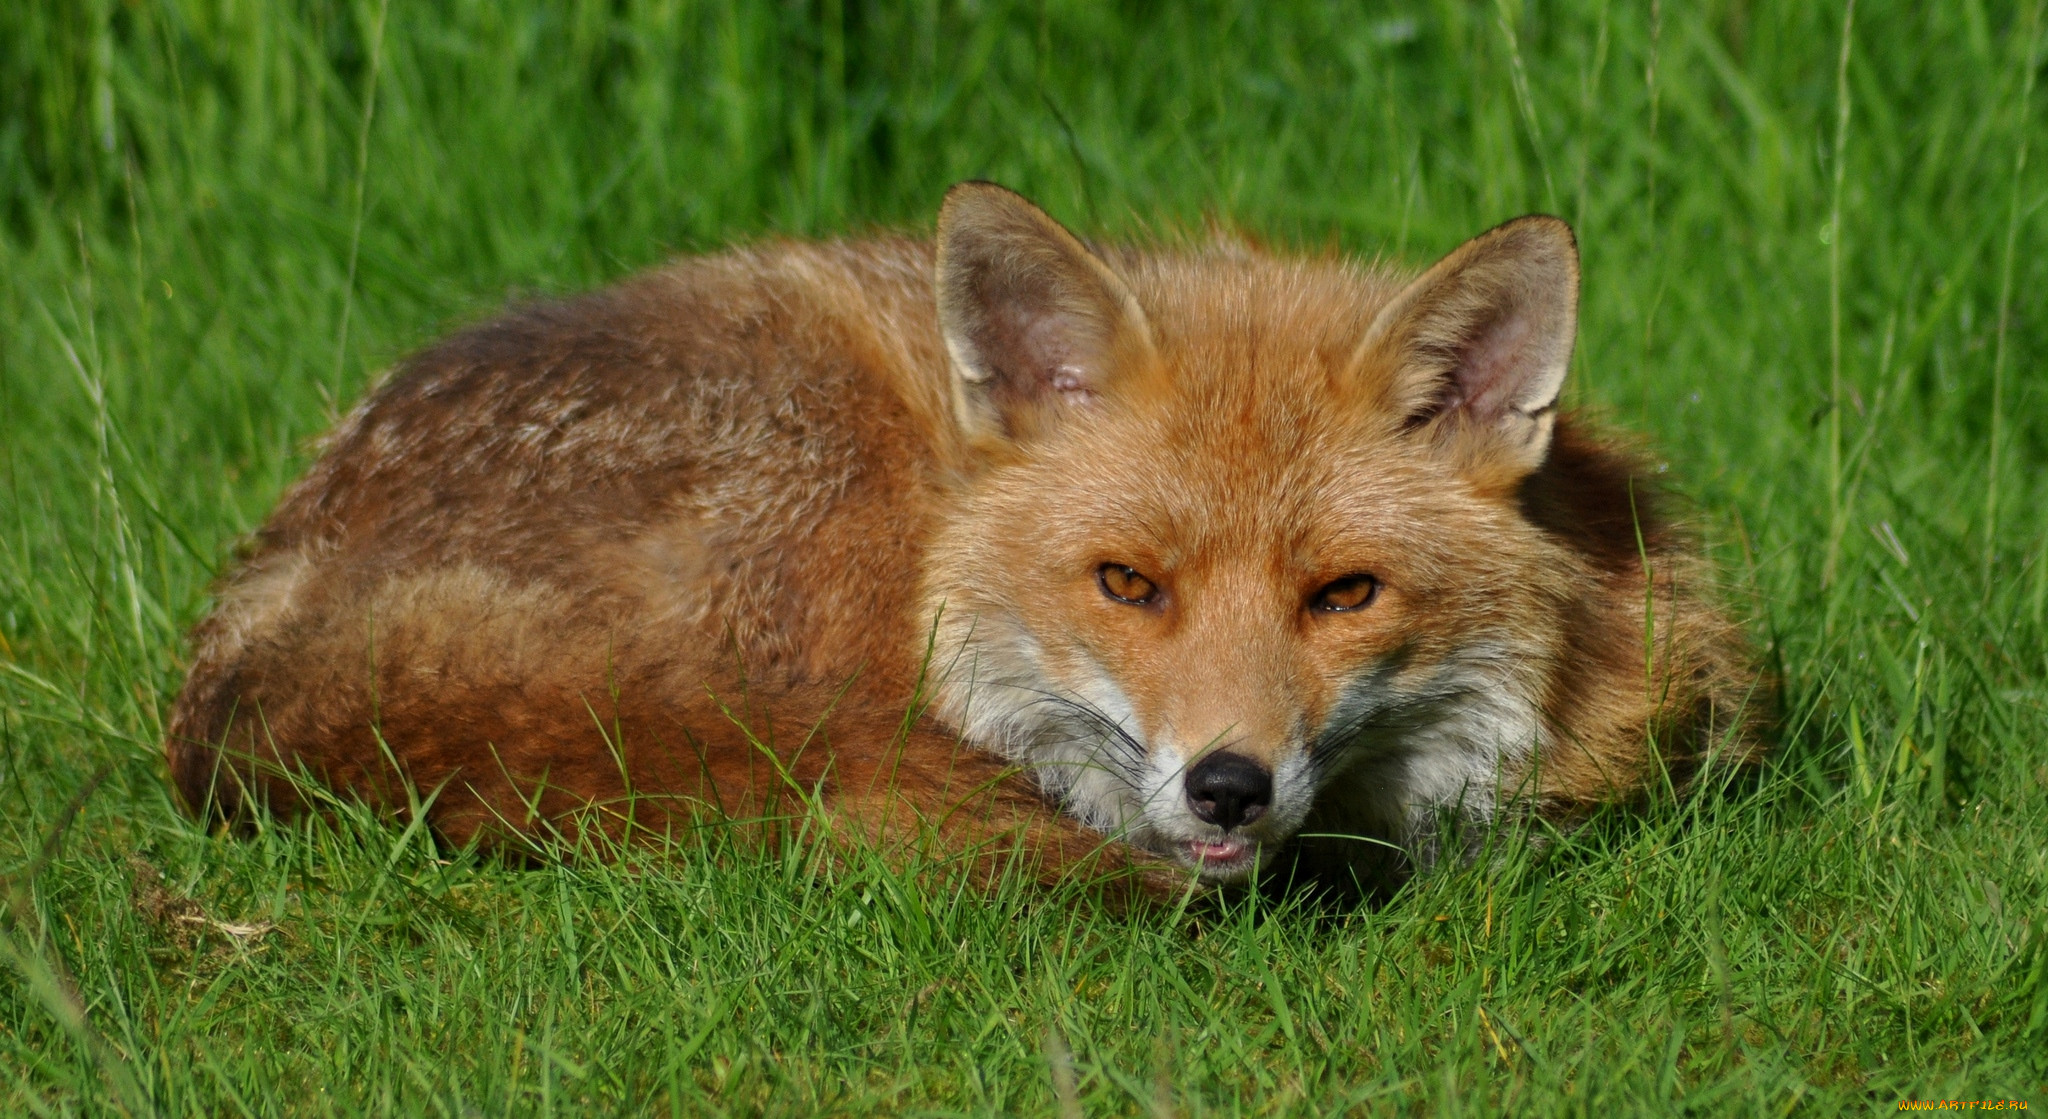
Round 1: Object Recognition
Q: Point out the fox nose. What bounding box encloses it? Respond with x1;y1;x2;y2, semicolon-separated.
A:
1184;751;1272;831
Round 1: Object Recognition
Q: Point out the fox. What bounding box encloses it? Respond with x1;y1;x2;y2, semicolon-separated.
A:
165;182;1761;899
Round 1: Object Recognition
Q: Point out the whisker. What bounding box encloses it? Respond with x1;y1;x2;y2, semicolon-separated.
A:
981;681;1148;757
966;680;1154;793
1306;679;1496;773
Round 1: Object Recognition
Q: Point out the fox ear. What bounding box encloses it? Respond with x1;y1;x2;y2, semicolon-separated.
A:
936;182;1158;442
1354;215;1579;482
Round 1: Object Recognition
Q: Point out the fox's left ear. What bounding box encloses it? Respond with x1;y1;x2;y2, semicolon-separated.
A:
935;182;1159;444
1353;215;1579;483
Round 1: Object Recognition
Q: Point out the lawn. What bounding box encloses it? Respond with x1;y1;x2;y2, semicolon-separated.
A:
3;1;2046;1114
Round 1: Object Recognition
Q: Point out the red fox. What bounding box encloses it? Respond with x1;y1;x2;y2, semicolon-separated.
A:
166;183;1760;897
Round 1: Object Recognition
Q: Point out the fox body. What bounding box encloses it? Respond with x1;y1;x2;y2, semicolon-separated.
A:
167;184;1758;895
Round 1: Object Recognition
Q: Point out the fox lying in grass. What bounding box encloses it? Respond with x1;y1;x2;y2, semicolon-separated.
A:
167;183;1760;898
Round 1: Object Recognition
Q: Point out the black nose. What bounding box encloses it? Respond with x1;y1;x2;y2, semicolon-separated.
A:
1184;751;1272;831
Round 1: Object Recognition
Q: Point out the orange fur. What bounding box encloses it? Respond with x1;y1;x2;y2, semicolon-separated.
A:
166;184;1762;898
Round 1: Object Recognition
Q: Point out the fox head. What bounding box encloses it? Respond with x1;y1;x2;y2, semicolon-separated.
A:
921;182;1586;883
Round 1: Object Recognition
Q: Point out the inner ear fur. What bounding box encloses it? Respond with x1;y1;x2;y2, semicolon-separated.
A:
1353;215;1580;485
935;182;1159;443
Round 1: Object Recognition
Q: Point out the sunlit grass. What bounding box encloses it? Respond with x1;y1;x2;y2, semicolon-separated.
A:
3;1;2045;1113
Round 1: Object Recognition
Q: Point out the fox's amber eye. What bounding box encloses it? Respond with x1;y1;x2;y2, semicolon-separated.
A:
1312;574;1380;612
1097;563;1159;605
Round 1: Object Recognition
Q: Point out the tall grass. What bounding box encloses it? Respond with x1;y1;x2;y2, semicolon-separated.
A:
3;1;2045;1113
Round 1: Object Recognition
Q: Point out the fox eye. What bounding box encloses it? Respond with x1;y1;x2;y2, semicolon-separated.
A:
1312;574;1380;612
1097;563;1160;606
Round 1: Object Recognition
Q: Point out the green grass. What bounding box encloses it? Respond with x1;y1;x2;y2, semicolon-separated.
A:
4;0;2047;1113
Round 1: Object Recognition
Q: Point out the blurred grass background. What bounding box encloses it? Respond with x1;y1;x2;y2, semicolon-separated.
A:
2;0;2046;1113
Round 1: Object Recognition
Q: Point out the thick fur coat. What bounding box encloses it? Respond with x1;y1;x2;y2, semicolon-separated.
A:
167;184;1761;897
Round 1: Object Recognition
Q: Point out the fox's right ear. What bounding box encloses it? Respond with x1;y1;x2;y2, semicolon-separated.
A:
1352;215;1579;488
936;182;1158;443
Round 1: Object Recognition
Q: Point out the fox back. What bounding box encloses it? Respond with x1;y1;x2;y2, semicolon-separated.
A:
167;184;1760;895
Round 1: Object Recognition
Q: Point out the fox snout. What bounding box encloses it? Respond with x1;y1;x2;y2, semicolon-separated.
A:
1143;739;1318;880
1182;751;1272;831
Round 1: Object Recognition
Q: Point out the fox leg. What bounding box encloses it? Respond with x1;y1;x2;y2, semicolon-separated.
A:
816;722;1196;905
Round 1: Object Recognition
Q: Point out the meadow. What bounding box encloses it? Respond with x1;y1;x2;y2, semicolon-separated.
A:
3;0;2046;1113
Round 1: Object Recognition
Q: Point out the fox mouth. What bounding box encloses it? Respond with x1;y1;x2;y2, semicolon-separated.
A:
1177;836;1258;878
